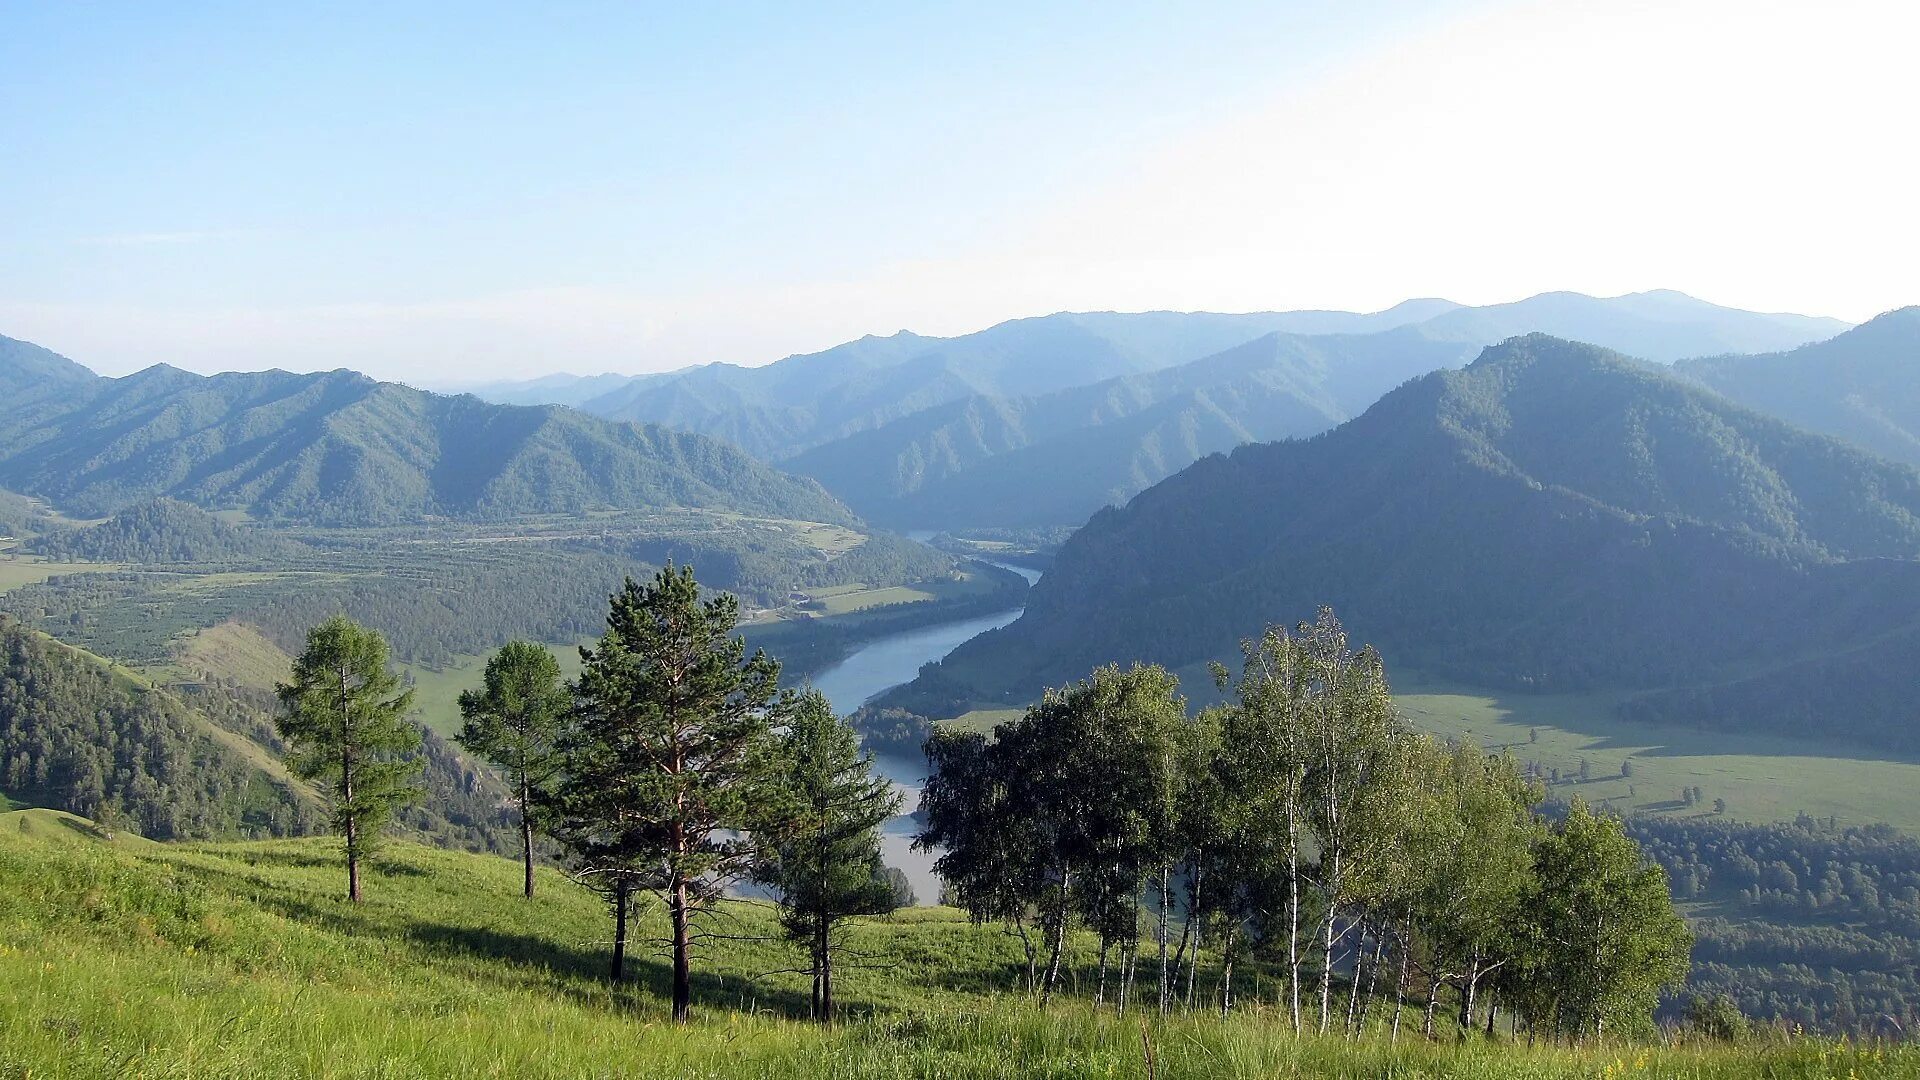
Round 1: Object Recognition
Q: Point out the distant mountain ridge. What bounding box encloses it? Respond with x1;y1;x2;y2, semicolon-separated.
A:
0;346;857;527
784;326;1479;528
911;332;1920;752
1677;307;1920;468
464;292;1847;530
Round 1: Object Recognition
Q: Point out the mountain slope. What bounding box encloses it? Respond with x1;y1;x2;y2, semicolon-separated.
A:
565;292;1847;469
0;349;857;526
1676;308;1920;468
36;499;307;563
0;619;317;839
787;328;1476;528
920;335;1920;751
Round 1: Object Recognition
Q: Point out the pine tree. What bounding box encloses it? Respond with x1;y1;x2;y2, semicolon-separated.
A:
555;565;787;1023
752;690;903;1022
457;641;569;898
275;615;421;903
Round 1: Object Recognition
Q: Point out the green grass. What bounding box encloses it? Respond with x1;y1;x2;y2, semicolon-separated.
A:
402;645;588;739
0;557;117;593
963;665;1920;836
0;823;1909;1078
168;620;296;690
1395;677;1920;834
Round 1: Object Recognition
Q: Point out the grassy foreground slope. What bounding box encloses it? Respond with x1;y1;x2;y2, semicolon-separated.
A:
1;824;1911;1078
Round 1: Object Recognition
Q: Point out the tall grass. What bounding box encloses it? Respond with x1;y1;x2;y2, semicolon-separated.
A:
0;827;1908;1078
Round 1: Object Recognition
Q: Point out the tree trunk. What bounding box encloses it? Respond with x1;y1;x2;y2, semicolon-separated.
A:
1391;915;1411;1044
1157;867;1172;1015
340;665;361;904
818;915;835;1023
1423;976;1440;1039
671;877;693;1023
1219;921;1237;1018
1096;939;1110;1007
1345;926;1364;1036
1119;942;1136;1017
1040;866;1072;1006
611;879;629;983
519;776;535;899
1358;927;1385;1038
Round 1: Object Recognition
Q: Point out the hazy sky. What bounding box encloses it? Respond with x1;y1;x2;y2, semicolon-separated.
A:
3;1;1914;383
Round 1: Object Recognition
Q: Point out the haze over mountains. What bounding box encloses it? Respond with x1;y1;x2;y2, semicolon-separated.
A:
478;290;1851;530
913;320;1920;753
0;337;854;527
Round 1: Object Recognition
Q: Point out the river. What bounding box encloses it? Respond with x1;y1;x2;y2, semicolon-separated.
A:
804;559;1042;905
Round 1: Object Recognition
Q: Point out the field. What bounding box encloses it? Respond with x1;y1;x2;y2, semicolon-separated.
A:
403;644;589;739
0;557;116;593
1394;677;1920;834
1;820;1910;1079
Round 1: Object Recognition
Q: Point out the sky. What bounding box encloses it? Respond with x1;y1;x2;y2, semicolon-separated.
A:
3;0;1916;384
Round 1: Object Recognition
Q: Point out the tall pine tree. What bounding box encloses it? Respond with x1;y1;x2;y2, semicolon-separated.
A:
557;565;787;1023
275;615;421;903
753;689;903;1022
457;640;569;898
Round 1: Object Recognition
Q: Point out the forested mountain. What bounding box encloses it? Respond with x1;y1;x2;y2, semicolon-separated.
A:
0;345;856;526
37;499;306;563
1677;308;1920;468
554;293;1846;472
917;334;1920;751
0;618;316;839
785;328;1477;528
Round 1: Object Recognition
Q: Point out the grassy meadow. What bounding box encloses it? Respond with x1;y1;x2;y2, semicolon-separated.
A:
1;813;1912;1078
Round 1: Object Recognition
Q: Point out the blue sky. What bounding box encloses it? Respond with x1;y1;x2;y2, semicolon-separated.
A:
3;1;1913;381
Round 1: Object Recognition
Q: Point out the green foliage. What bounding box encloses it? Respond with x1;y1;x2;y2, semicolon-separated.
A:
1686;993;1752;1042
0;358;855;525
557;564;789;1020
457;641;569;897
34;499;305;564
275;615;423;900
1680;308;1920;468
926;333;1920;753
4;827;1910;1077
0;619;316;839
1510;799;1693;1040
754;689;904;1020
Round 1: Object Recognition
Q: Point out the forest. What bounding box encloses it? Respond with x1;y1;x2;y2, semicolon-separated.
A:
257;570;1691;1041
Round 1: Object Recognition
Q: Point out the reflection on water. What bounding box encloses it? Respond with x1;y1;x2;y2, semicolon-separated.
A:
804;558;1041;905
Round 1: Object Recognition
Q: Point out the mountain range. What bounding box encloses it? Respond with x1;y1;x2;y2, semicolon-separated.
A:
910;317;1920;752
0;337;855;527
1677;307;1920;469
478;291;1851;530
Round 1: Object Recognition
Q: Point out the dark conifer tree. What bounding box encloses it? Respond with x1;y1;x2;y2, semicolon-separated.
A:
275;615;422;902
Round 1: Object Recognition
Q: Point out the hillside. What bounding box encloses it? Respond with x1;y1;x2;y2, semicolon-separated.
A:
0;618;316;839
1678;308;1920;468
36;499;306;563
558;293;1846;473
0;825;1904;1076
0;346;856;526
916;335;1920;751
786;328;1476;528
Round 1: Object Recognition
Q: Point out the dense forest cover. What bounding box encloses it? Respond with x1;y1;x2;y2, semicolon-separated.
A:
922;334;1920;752
1629;814;1920;1034
0;618;314;839
0;345;854;525
1678;308;1920;468
34;499;306;563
